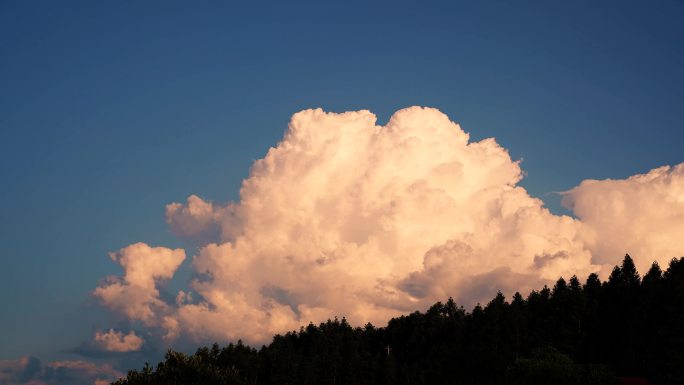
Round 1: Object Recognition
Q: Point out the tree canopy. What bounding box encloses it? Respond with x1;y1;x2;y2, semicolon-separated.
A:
114;255;684;385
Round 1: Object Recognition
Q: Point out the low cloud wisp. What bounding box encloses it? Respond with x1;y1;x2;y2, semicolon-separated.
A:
0;356;121;385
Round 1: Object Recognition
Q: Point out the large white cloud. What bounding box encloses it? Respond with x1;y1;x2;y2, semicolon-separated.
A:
95;107;684;346
562;163;684;275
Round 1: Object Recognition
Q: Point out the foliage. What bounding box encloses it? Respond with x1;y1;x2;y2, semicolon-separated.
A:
114;255;684;385
505;347;614;385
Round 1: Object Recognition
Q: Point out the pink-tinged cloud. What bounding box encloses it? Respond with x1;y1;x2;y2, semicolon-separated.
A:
96;107;684;347
0;356;121;385
562;163;684;275
93;329;144;352
166;195;241;245
93;242;185;325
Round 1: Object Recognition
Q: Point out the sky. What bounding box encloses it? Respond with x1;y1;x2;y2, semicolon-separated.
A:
1;1;683;384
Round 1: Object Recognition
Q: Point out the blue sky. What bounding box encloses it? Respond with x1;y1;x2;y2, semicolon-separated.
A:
1;0;683;376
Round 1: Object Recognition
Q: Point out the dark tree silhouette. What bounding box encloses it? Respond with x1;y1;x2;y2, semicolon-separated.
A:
114;255;684;385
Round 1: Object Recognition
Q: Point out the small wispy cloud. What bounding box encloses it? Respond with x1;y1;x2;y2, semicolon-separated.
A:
0;356;121;385
93;329;144;353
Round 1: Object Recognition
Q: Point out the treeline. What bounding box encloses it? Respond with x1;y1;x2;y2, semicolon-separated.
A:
114;255;684;385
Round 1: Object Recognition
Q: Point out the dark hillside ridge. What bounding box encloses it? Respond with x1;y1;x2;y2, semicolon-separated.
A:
115;255;684;385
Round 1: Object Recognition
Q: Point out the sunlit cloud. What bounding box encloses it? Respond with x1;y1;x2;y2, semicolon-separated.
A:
93;243;185;325
93;329;144;353
562;163;684;275
94;107;684;347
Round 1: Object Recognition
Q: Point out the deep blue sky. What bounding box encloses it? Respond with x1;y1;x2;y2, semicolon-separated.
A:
1;0;682;366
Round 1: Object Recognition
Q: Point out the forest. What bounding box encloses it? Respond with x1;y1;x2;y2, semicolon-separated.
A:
113;255;684;385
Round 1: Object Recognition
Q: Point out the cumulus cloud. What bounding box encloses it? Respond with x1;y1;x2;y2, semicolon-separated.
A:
93;329;144;352
562;163;684;275
93;242;185;325
0;356;121;385
93;107;684;347
166;195;241;245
